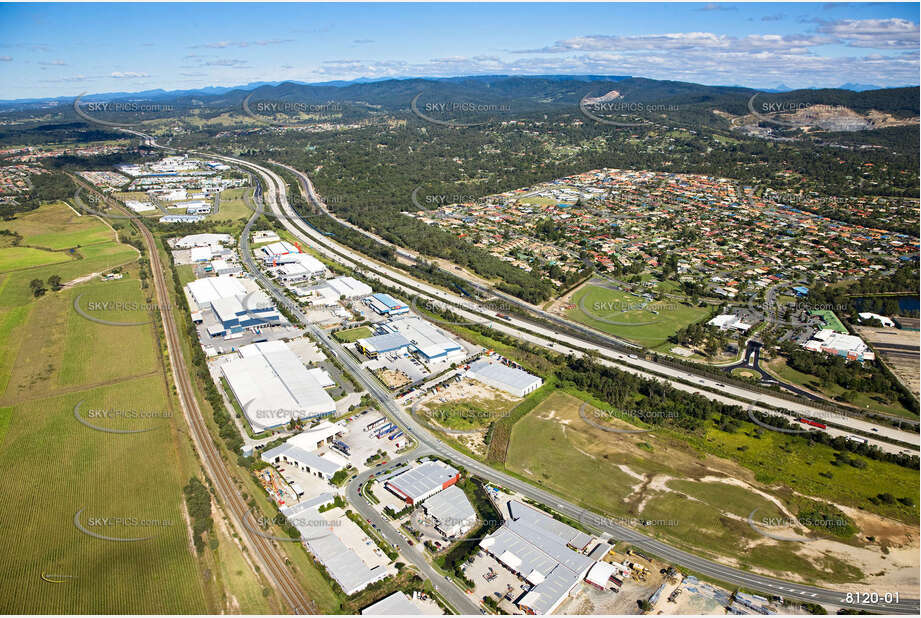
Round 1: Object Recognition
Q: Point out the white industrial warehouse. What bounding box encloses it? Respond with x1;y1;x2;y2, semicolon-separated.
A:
385;460;460;505
421;484;477;537
280;498;390;595
466;358;543;397
479;500;595;615
221;340;336;431
360;592;424;615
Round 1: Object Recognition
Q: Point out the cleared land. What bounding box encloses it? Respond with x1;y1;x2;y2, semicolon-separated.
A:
566;282;713;349
213;187;256;221
854;324;921;399
503;389;918;586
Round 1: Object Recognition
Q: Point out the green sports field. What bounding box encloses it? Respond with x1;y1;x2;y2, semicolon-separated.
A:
566;282;714;348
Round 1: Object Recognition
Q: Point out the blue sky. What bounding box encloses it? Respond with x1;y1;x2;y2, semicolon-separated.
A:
1;2;918;99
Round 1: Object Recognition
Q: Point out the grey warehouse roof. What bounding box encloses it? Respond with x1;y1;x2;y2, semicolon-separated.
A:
467;358;541;392
358;332;411;352
360;592;423;615
261;443;343;477
386;460;459;502
306;530;388;595
422;484;476;526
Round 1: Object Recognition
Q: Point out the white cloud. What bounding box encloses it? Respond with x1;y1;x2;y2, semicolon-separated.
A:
818;18;920;48
192;39;292;49
110;71;150;79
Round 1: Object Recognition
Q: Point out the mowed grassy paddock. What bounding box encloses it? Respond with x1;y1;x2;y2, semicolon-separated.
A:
333;325;373;342
566;283;713;348
503;389;910;583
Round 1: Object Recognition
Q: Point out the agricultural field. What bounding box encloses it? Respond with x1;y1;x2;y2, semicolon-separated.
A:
503;389;918;587
566;282;714;349
333;325;373;342
0;200;259;613
1;201;116;250
0;246;74;272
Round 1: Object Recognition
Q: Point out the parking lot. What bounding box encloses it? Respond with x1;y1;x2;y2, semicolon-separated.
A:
465;550;526;613
325;412;408;473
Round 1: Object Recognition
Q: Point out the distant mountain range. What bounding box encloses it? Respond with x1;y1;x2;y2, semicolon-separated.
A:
0;75;906;106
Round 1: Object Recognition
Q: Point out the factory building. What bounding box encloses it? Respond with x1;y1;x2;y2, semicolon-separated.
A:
324;276;373;300
385;460;460;505
174;233;234;249
480;501;594;615
209;291;281;333
466;358;543;397
421;484;477;537
387;316;464;361
221;340;336;431
275;254;327;283
260;442;344;480
280;499;388;595
365;292;410;316
803;329;875;361
355;332;412;358
186;276;247;307
360;592;423;615
260;240;301;264
707;314;752;332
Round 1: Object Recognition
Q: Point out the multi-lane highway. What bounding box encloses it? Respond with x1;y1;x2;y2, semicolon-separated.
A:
127;130;919;614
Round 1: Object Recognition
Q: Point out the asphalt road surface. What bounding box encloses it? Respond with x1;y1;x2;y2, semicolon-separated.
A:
135;132;919;615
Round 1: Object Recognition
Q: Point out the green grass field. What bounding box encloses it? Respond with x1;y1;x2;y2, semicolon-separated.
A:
567;283;713;348
810;309;848;334
503;389;915;583
333;325;373;342
214;187;256;221
0;246;74;272
0;201;115;251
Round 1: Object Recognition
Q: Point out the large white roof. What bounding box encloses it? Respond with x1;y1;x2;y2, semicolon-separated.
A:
223;340;335;431
175;233;233;248
467;359;542;394
287;421;343;449
326;276;372;298
361;592;422;616
186;276;246;306
386;460;459;502
422;484;476;526
387;316;462;359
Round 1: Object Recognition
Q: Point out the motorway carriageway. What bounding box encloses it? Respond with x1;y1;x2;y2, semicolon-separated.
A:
127;133;918;613
233;149;916;615
227;152;918;454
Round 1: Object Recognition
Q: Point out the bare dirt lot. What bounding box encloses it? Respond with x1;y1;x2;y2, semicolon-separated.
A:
854;325;920;398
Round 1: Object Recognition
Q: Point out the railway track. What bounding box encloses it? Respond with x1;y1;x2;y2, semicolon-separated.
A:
86;184;315;614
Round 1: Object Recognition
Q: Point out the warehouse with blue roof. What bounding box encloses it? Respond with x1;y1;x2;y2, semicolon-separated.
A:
365;292;410;316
